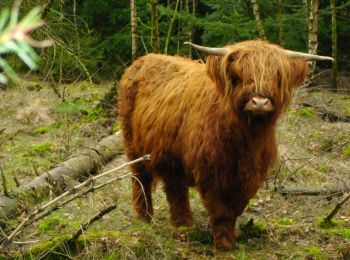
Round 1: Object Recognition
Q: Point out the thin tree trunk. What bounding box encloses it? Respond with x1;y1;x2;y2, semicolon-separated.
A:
150;0;160;53
277;0;285;47
308;0;319;77
164;0;181;54
176;0;183;54
130;0;138;61
184;0;190;56
330;0;337;91
73;0;80;51
41;0;55;19
189;0;196;57
251;0;266;40
0;133;123;222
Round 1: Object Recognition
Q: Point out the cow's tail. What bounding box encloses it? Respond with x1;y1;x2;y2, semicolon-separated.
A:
118;61;144;156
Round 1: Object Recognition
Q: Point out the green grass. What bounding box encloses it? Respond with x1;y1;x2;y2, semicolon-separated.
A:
2;82;350;259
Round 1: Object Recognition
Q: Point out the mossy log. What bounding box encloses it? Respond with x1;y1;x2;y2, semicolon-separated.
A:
0;132;123;223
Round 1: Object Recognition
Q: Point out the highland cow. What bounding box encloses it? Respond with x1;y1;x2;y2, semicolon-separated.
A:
118;40;333;250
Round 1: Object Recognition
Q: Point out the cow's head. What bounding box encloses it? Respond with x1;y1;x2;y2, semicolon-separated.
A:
186;40;333;125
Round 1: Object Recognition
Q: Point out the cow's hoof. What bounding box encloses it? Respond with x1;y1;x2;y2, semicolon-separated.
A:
214;237;235;251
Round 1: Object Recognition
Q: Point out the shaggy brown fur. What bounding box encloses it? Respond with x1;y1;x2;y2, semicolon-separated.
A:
118;40;307;250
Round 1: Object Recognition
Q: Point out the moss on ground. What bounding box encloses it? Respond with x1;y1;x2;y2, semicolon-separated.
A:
1;83;349;259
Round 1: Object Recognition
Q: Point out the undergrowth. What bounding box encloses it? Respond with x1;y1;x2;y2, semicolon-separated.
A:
0;85;349;259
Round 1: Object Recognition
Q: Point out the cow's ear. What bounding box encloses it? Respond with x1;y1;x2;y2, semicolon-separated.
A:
290;59;308;87
206;55;226;94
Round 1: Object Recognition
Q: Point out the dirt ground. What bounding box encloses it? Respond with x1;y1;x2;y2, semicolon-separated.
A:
0;80;349;259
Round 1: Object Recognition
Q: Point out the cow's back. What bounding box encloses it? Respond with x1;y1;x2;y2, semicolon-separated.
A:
118;54;211;167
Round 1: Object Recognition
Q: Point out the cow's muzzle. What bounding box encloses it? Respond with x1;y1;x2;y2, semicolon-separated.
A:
244;96;274;116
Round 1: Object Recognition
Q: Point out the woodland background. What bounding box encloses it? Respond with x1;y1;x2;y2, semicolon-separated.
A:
0;0;349;88
0;0;350;259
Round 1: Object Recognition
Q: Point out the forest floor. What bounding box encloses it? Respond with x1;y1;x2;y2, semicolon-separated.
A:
0;79;350;259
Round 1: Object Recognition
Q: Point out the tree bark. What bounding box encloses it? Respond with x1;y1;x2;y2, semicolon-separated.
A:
164;0;180;54
0;132;123;223
130;0;138;61
308;0;319;77
330;0;337;91
190;0;196;57
150;0;160;53
251;0;266;40
277;0;285;47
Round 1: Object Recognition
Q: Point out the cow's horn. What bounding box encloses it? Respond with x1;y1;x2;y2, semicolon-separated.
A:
184;41;229;56
285;50;334;62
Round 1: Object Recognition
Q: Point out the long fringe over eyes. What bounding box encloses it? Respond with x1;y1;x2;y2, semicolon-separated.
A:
216;40;307;106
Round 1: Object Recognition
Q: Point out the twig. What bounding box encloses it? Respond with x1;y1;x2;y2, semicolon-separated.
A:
277;187;350;197
41;0;55;19
13;173;20;187
32;163;40;176
28;172;132;225
0;226;8;240
0;167;9;197
69;204;117;241
272;158;286;190
0;155;150;247
323;192;350;224
34;204;117;259
13;239;39;245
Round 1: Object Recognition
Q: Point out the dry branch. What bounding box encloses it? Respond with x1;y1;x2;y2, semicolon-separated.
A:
69;204;117;241
32;204;117;259
0;155;149;247
323;192;350;224
277;187;350;197
0;167;9;197
28;172;132;226
0;132;123;223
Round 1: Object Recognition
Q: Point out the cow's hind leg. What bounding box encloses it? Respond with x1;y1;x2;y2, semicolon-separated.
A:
131;164;154;222
164;178;193;227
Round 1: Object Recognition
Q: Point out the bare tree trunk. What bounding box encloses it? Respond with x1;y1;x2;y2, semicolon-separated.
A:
150;0;160;53
308;0;319;77
277;0;285;47
330;0;337;91
164;0;180;54
251;0;266;40
130;0;138;61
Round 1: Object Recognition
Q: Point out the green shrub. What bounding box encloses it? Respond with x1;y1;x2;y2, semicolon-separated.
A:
30;141;52;155
343;144;350;157
296;108;317;118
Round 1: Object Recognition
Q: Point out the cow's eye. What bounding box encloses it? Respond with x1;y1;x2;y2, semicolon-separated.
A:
231;75;241;86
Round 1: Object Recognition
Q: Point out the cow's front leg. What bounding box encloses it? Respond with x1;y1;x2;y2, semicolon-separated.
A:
198;186;237;250
211;218;237;250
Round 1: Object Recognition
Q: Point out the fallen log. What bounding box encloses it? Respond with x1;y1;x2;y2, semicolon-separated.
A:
298;102;350;123
277;187;350;198
0;132;123;223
